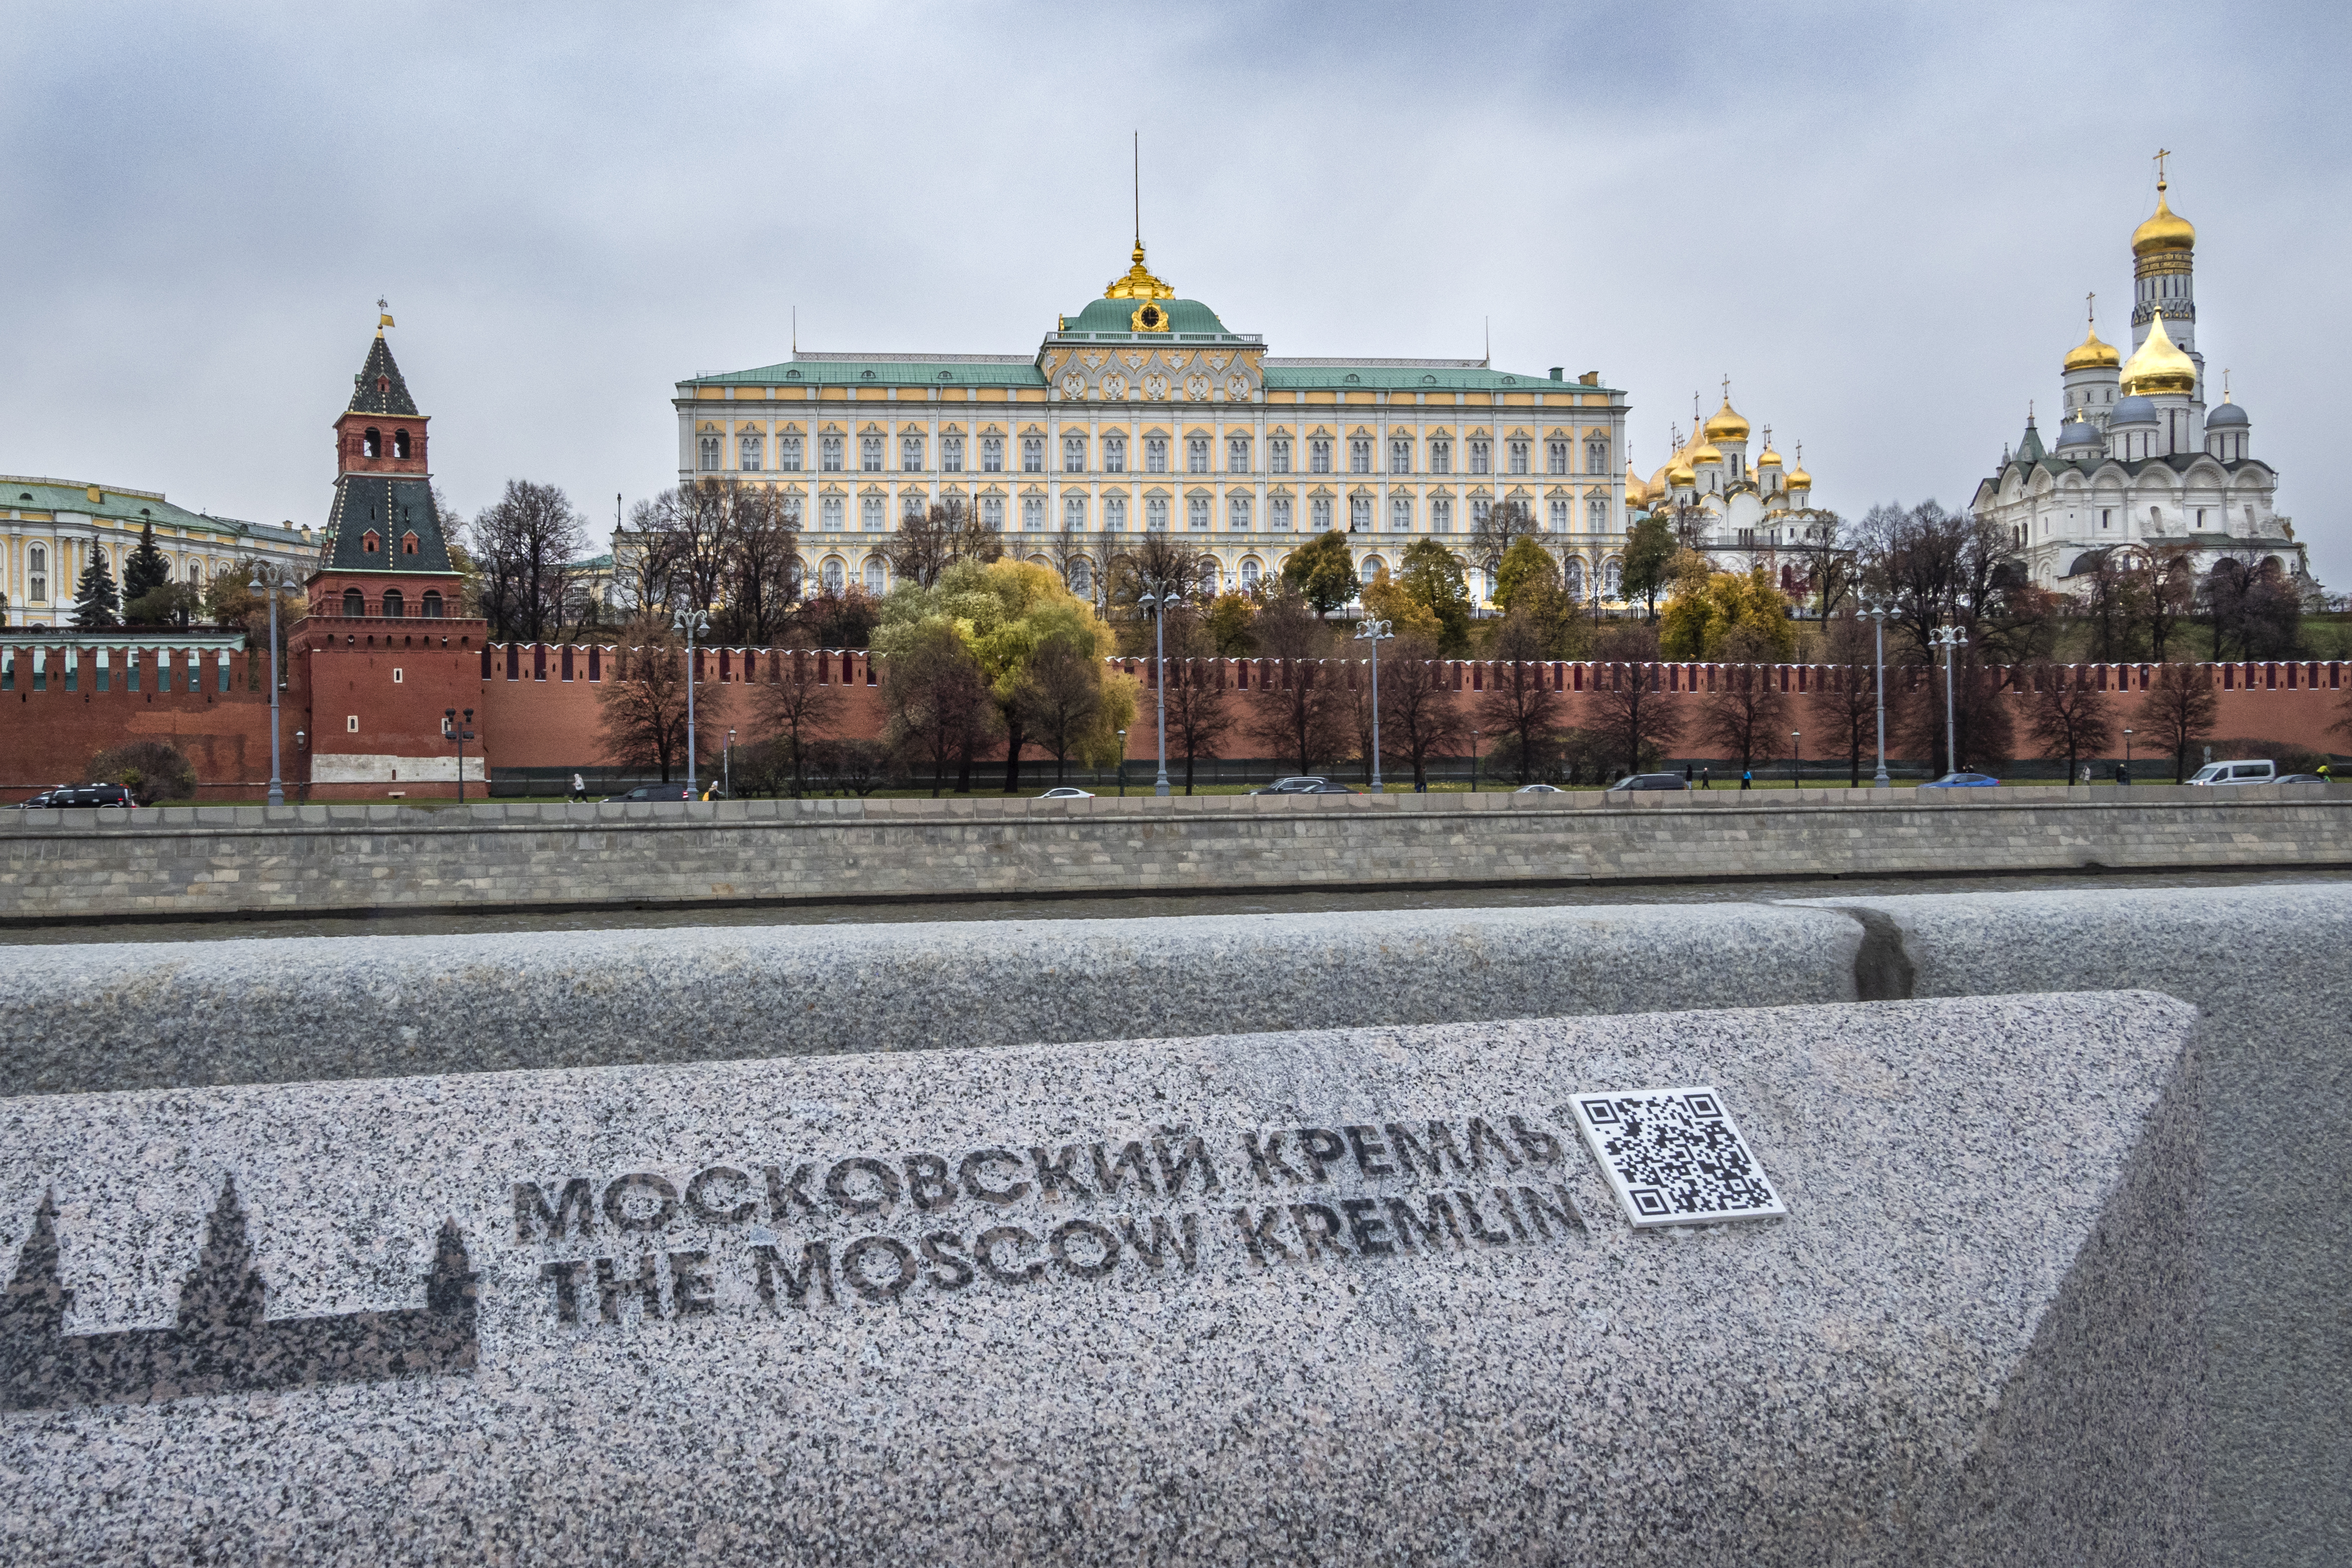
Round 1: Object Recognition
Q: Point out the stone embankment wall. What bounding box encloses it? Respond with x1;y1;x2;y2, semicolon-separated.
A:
1;783;2345;922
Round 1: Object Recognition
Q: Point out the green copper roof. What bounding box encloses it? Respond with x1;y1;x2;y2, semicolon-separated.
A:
1058;296;1233;336
0;475;302;545
685;359;1047;389
1265;364;1618;395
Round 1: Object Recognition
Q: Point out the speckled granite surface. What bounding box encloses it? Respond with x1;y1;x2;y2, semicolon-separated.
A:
0;901;1864;1096
1796;882;2350;1568
0;993;2200;1566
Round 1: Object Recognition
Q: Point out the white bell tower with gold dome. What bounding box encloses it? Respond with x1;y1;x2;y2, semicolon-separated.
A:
1971;156;2308;597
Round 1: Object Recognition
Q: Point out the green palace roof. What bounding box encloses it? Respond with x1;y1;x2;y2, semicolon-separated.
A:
0;475;304;545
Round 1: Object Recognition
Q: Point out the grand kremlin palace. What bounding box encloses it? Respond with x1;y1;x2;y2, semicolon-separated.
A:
673;244;1632;604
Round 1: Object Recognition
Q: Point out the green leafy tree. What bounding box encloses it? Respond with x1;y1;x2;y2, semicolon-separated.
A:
1204;591;1259;656
1393;539;1473;655
122;521;172;608
1360;565;1441;647
1281;529;1360;615
1491;536;1559;614
72;549;121;629
1618;513;1678;618
1658;554;1796;661
875;559;1132;793
124;583;200;628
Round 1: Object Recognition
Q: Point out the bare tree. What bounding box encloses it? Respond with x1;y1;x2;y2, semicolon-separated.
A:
1697;627;1790;777
1047;523;1096;609
723;487;802;646
888;498;1003;589
882;622;996;796
1246;588;1347;775
2139;662;2220;782
753;649;844;796
1377;634;1468;790
1158;610;1236;794
1589;620;1682;779
1476;610;1563;783
1815;613;1881;784
1017;636;1106;787
1469;498;1542;576
597;617;724;784
470;480;587;642
2019;662;2116;781
1896;652;2015;776
1853;500;2041;664
626;480;738;617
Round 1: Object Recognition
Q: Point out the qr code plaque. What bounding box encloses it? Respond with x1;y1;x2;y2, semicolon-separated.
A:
1570;1086;1787;1227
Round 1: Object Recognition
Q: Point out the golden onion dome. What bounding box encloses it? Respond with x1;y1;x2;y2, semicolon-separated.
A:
1623;470;1649;505
2120;309;2197;396
1756;446;1783;468
1646;464;1672;494
1787;465;1812;489
1702;397;1749;443
2063;320;2121;372
2131;180;2196;258
1667;460;1697;487
1690;441;1723;464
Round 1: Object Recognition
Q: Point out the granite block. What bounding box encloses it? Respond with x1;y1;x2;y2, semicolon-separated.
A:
0;991;2199;1565
1793;882;2352;1568
1;903;1867;1097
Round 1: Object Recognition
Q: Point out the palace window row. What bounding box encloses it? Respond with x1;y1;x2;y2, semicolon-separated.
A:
742;486;1613;538
702;428;1615;480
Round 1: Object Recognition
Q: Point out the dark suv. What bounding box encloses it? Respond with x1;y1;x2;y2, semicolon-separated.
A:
1604;773;1690;792
15;783;134;809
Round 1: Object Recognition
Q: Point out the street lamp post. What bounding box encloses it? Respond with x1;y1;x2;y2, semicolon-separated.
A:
248;565;285;806
725;728;735;800
1862;599;1890;787
445;707;475;803
1930;624;1968;777
1136;591;1178;797
673;604;710;799
1115;729;1127;797
1791;731;1801;790
1354;617;1392;792
1470;728;1481;793
2123;728;2134;786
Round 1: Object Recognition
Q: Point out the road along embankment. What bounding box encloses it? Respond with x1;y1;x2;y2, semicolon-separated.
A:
0;781;2345;923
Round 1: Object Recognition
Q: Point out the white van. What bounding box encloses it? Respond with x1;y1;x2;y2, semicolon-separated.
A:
2188;759;2277;786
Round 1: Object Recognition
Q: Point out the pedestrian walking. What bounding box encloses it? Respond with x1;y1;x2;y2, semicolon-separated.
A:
1740;768;1752;790
569;772;586;802
1702;766;1711;789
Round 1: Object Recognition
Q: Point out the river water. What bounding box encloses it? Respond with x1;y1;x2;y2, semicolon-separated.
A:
5;867;2344;946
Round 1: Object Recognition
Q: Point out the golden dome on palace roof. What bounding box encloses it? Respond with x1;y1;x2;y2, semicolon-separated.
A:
1702;397;1749;443
1690;441;1723;464
1103;241;1175;301
2064;320;2121;372
1756;446;1783;468
2121;309;2197;395
1666;459;1697;486
1623;470;1649;505
1787;466;1812;488
2131;180;2196;258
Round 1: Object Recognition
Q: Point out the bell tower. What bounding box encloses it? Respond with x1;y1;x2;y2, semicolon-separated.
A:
309;312;463;622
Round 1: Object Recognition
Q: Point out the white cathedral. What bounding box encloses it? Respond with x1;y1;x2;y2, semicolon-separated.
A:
1972;165;2310;593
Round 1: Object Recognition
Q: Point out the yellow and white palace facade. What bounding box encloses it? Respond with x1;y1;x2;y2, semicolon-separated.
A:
671;244;1631;605
2;477;313;628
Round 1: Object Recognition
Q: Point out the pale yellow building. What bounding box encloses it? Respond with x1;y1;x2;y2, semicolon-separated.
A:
1;476;311;628
671;243;1631;606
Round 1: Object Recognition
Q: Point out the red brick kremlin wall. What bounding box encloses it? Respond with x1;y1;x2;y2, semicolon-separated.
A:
7;641;2347;800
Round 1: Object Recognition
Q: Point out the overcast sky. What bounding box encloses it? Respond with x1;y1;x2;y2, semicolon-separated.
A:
5;2;2346;585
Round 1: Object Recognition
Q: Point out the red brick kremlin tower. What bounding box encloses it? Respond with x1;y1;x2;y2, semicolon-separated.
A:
288;318;488;798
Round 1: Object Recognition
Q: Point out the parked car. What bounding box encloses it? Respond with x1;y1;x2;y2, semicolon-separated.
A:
1038;787;1095;799
2276;774;2329;785
2187;759;2276;786
602;784;694;803
19;783;136;808
1514;784;1565;794
1604;774;1690;792
1920;772;2000;789
1250;775;1330;795
1299;783;1357;794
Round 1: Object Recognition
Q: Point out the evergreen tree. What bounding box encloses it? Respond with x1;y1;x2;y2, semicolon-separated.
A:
71;549;121;628
123;520;171;603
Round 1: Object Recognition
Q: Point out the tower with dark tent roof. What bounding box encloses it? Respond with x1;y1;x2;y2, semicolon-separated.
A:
289;313;489;799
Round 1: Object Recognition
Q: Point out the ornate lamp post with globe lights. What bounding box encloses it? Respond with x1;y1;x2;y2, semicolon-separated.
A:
1353;617;1392;792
